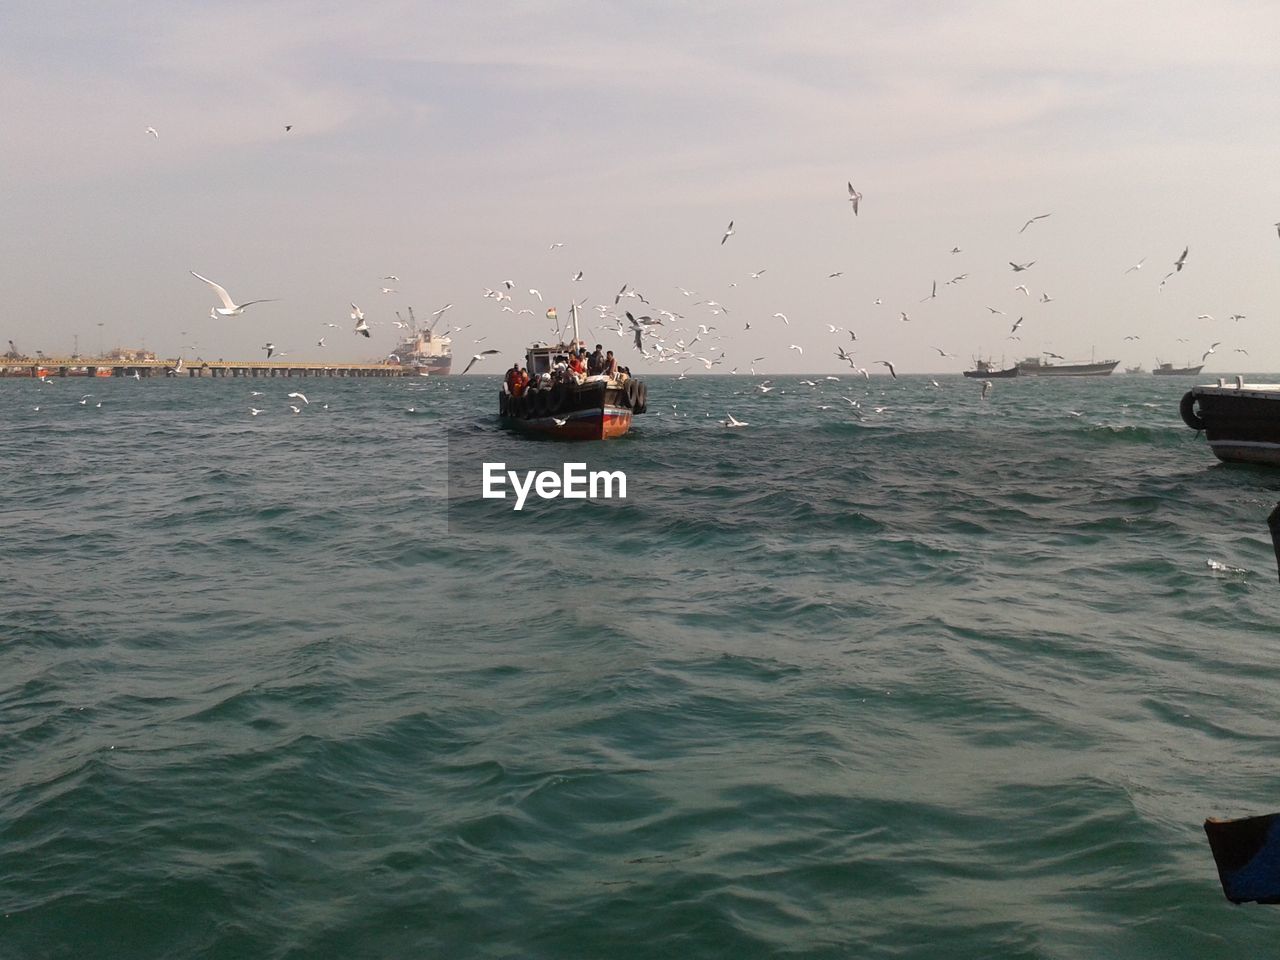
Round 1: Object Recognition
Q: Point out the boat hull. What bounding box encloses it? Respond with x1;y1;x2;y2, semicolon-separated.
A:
1017;359;1119;376
1183;385;1280;465
499;379;645;441
1154;364;1203;376
963;367;1019;378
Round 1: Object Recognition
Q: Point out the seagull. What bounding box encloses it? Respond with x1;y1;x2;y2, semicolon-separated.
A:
572;271;584;281
1018;213;1051;233
351;302;364;321
190;271;276;317
1202;342;1220;362
919;281;937;302
431;303;453;319
874;360;898;379
1040;293;1053;303
145;126;158;138
756;381;775;394
1010;317;1024;333
1123;335;1141;341
380;287;397;294
262;342;275;358
1044;352;1065;360
986;306;1006;315
981;380;992;399
289;405;301;414
354;315;370;337
720;413;748;428
773;312;790;326
529;289;543;302
284;124;293;132
1014;284;1029;295
462;349;500;374
251;391;264;397
317;337;326;348
1234;348;1250;355
1174;246;1189;272
720;220;735;244
950;246;962;254
1196;314;1214;321
287;392;309;405
847;182;862;215
78;394;91;406
828;271;844;278
899;311;910;322
1010;260;1036;271
1229;314;1246;322
549;242;565;250
932;347;955;358
1124;258;1146;274
788;344;804;355
826;324;843;333
249;408;263;416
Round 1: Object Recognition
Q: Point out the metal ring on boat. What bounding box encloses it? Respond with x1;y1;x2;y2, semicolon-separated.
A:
1179;391;1206;431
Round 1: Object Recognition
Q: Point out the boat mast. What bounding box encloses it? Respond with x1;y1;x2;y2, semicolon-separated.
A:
571;301;581;351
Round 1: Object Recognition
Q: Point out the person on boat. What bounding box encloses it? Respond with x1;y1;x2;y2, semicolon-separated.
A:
516;367;529;395
569;350;587;380
603;350;618;378
588;344;605;375
504;364;521;395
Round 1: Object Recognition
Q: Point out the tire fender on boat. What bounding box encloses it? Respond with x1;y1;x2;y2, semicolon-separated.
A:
633;381;647;414
547;383;569;415
624;379;640;409
1180;391;1206;431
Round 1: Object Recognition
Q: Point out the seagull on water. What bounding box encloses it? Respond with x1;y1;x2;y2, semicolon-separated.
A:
720;413;748;428
462;349;500;374
289;405;301;414
191;272;277;317
249;408;263;416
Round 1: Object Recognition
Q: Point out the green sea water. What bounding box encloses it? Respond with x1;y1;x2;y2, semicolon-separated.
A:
3;372;1280;958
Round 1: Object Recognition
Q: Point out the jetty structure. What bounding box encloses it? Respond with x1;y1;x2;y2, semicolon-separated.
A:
0;357;406;379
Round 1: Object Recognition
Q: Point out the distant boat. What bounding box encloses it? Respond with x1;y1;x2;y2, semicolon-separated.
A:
1124;364;1144;374
1153;360;1204;376
1017;356;1119;377
962;357;1019;379
1180;378;1280;465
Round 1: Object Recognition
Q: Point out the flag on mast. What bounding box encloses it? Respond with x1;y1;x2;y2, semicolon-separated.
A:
546;307;557;321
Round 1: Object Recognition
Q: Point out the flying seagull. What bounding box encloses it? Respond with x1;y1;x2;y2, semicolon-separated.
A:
847;183;862;215
1010;316;1024;333
462;349;500;374
190;271;277;317
720;220;735;245
1202;342;1220;362
1010;260;1036;272
720;413;749;428
262;342;275;358
287;392;309;405
1019;213;1051;233
773;312;790;326
1124;258;1146;274
1173;246;1189;272
145;126;158;138
874;360;898;379
920;281;937;302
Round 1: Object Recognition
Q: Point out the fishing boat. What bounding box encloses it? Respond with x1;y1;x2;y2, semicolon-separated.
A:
1017;355;1119;376
962;358;1019;379
498;304;647;440
1180;378;1280;465
1124;364;1144;374
1154;360;1204;376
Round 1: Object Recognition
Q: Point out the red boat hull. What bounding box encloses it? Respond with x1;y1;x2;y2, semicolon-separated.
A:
499;380;644;441
504;405;633;441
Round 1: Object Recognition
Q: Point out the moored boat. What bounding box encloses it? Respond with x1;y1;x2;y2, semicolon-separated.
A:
1180;379;1280;465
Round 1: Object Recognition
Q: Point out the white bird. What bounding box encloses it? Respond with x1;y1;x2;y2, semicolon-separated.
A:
191;271;276;317
288;392;309;405
354;315;370;337
462;349;500;374
529;289;543;302
549;242;565;250
874;360;898;379
773;312;790;325
1174;246;1189;272
720;220;735;244
847;182;862;215
350;303;364;321
432;303;453;319
1040;293;1053;303
932;347;955;358
380;287;397;294
289;405;301;415
249;408;263;416
920;281;937;302
720;413;748;427
1018;213;1051;233
145;126;158;138
981;380;992;399
1014;284;1029;295
899;311;910;322
788;344;803;355
572;271;584;281
826;324;843;333
1202;342;1220;362
78;394;91;405
1010;260;1036;271
1010;316;1024;333
828;271;844;278
1124;258;1146;274
251;391;264;397
317;337;326;347
749;269;767;279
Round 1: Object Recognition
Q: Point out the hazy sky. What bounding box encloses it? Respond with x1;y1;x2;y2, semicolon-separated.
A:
3;1;1278;374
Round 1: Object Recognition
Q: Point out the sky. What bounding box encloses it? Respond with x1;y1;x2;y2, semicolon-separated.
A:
3;0;1279;375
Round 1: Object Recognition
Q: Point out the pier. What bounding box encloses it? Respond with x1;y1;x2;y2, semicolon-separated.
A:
1;358;408;379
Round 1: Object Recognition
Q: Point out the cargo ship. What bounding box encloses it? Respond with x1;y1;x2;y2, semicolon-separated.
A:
392;307;452;376
1154;360;1204;376
1017;355;1119;377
